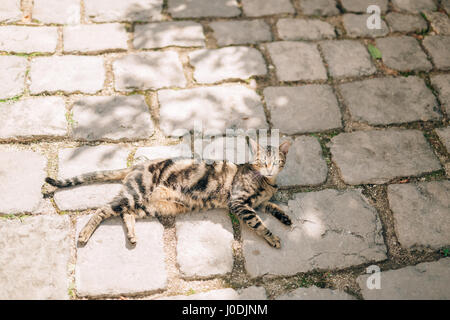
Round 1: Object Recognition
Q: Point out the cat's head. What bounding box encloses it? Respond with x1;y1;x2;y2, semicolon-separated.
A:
249;139;291;181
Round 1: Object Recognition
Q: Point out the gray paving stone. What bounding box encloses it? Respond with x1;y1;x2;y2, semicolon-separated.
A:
425;12;450;35
168;0;240;18
320;40;376;78
176;209;234;278
134;21;205;49
84;0;163;22
158;286;267;300
33;0;80;24
339;77;441;125
242;0;295;17
29;56;105;94
201;136;250;164
76;215;167;297
0;0;22;23
135;144;192;164
341;0;388;13
71;95;154;141
436;127;450;152
392;0;437;13
54;145;130;211
0;97;67;140
210;20;272;46
264;85;342;134
376;36;432;72
423;36;450;70
343;14;389;38
113;52;186;91
63;23;128;53
329;129;442;185
276;136;328;186
242;189;387;277
276;286;355;300
0;148;48;214
0;56;26;99
299;0;339;16
277;19;336;40
388;181;450;249
431;74;450;115
189;47;267;84
357;258;450;299
266;42;327;81
0;215;71;299
385;13;427;33
158;85;268;136
0;26;58;53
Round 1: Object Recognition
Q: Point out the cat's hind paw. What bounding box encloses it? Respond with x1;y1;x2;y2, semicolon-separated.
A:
265;234;281;249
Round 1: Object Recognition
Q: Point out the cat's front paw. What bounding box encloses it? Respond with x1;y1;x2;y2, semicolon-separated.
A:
280;214;292;226
265;234;281;249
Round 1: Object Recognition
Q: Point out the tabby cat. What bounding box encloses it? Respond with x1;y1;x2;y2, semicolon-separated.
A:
45;139;292;248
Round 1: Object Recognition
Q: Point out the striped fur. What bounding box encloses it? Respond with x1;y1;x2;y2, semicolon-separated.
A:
46;140;292;248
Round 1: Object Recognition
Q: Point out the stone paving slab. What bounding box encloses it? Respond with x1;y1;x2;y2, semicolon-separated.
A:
113;52;186;91
134;21;205;49
84;0;163;22
263;85;342;134
341;0;388;13
33;0;80;24
385;13;427;33
0;26;58;53
176;209;234;278
275;286;355;300
0;0;22;23
388;181;450;249
71;95;154;141
0;97;67;140
158;286;267;300
339;77;441;125
357;258;450;299
29;56;105;94
330;129;442;185
299;0;339;16
189;47;267;83
276;136;328;187
135;144;192;164
343;14;389;38
266;42;327;81
436;127;450;152
242;189;387;277
75;215;167;297
0;55;27;99
376;36;432;72
422;36;450;70
158;85;267;136
425;12;450;36
63;24;128;53
242;0;295;17
0;148;48;214
0;215;71;299
392;0;437;13
431;75;450;115
277;19;336;41
320;40;376;78
54;145;129;211
210;20;272;46
168;0;240;18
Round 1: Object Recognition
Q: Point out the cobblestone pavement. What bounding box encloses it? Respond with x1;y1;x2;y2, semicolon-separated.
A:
0;0;449;300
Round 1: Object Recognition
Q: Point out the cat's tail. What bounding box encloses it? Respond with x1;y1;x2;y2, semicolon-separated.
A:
45;168;132;188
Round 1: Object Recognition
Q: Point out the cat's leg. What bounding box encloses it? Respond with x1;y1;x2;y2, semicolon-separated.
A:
259;202;292;226
122;213;137;245
229;202;281;248
78;194;129;245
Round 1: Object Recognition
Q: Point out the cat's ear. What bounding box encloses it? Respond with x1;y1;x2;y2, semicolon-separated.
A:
248;138;263;157
279;141;291;156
